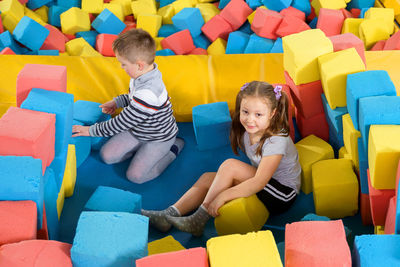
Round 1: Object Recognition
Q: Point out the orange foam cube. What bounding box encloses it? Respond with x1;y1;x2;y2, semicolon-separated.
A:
95;33;118;57
317;8;345;37
41;25;66;53
161;29;195;55
201;14;233;42
251;8;283;40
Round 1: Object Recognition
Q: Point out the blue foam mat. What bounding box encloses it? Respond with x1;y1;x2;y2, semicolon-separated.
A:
59;122;373;248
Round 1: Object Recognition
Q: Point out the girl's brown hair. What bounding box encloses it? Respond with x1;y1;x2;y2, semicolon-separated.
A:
230;81;290;156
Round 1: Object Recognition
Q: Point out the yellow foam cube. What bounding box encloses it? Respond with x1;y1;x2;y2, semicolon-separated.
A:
311;0;347;16
196;3;220;23
103;4;124;21
207;231;283;267
131;0;157;20
148;235;185;255
56;180;65;219
79;45;102;57
157;5;175;24
0;0;25;32
283;29;333;85
214;195;269;236
368;125;400;190
154;37;164;51
247;6;267;24
342;114;361;171
341;18;364;37
111;0;133;16
338;146;352;160
295;134;334;194
136;14;162;38
34;5;49;23
383;0;400;16
374;225;385;235
359;19;391;50
364;7;395;35
312;159;359;218
82;0;103;14
60;7;91;35
64;144;77;197
172;0;195;14
66;37;98;56
207;38;227;55
24;7;46;26
318;48;366;109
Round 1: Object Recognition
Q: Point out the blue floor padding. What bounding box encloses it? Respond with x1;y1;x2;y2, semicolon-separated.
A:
59;122;373;248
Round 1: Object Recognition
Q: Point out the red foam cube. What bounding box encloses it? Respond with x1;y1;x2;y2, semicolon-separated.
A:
360;192;373;225
284;71;324;118
0;47;16;55
276;15;311;37
41;25;66;53
219;0;253;31
384;196;396;234
18;0;28;3
0;201;37;246
124;15;135;22
370;40;386;51
161;29;196;55
383;30;400;50
280;6;306;21
396;160;400;197
96;33;118;57
251;8;283;40
63;33;75;41
201;15;233;42
189;47;208;55
350;8;361;18
122;21;136;34
329;33;366;66
37;203;49;240
341;8;354;19
368;169;395;226
136;247;208;267
0;240;72;267
317;8;345;37
0;15;4;34
306;5;316;22
0;107;56;173
16;63;67;107
295;110;329;142
285;220;351;267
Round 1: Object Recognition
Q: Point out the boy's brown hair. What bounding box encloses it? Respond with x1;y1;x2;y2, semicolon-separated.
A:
112;29;156;65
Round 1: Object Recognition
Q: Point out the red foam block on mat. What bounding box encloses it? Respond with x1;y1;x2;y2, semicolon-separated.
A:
0;107;56;173
276;15;311;38
370;40;386;51
0;16;4;34
0;201;37;246
16;63;67;107
341;8;354;19
285;220;351;267
317;8;345;37
121;21;136;34
383;30;400;50
329;33;366;66
251;8;283;40
161;29;196;55
360;193;373;226
96;33;118;57
0;47;16;55
384;196;396;234
189;47;208;55
280;6;306;21
0;240;72;267
136;247;208;267
37;203;49;240
41;25;66;53
219;0;253;31
295;109;329;142
201;15;233;42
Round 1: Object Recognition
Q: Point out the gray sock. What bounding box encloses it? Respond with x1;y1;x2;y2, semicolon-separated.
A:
141;206;181;232
165;205;211;237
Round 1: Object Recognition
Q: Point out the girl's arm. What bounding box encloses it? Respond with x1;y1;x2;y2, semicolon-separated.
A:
208;154;283;217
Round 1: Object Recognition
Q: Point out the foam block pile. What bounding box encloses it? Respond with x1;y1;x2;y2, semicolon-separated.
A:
0;0;399;56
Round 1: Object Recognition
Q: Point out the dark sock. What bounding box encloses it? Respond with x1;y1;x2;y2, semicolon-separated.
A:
141;206;180;232
165;205;211;237
170;137;185;157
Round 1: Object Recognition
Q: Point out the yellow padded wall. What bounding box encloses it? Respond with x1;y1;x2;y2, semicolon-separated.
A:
283;29;333;85
342;114;361;171
318;48;366;109
207;231;283;267
368;125;400;189
147;235;185;255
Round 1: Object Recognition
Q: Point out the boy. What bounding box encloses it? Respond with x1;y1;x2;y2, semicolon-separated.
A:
72;29;184;184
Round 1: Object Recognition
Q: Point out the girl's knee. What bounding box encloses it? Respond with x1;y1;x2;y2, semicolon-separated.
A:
219;158;238;171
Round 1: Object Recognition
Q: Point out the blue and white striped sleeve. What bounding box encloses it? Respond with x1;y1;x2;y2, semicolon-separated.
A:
114;94;130;108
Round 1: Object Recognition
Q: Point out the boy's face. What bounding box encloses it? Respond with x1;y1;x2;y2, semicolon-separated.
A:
116;53;141;79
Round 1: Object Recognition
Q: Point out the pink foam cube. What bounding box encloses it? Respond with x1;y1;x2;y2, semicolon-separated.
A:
0;107;56;173
383;30;400;50
220;0;253;31
280;6;306;21
285;220;351;267
0;47;16;55
341;8;354;19
317;8;345;37
329;33;366;66
201;15;233;42
295;110;329;142
384;196;396;234
367;169;395;226
41;25;66;53
136;247;208;267
276;15;310;37
161;29;196;55
0;201;37;246
96;33;118;57
16;64;67;107
189;47;208;55
251;8;283;40
370;40;386;51
0;240;72;267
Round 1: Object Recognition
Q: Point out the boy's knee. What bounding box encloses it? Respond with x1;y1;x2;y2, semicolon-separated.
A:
126;169;154;184
100;150;117;165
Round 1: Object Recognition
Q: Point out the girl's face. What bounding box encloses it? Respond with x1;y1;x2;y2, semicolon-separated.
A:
239;96;275;140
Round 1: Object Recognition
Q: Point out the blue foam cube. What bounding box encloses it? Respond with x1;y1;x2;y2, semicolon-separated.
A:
172;8;204;38
0;30;23;54
43;168;60;240
193;34;211;50
158;24;179;38
321;93;348;135
226;31;250;54
21;88;74;156
92;9;126;35
270;37;283;53
292;0;311;16
84;186;142;213
244;33;274;54
48;5;69;27
27;0;53;9
49;145;68;191
347;0;375;10
73;100;109;125
358;96;400;153
309;17;318;29
156;49;175;56
13;16;50;51
38;50;60;55
0;156;44;228
352;235;400;267
160;0;175;7
328;125;344;157
75;31;98;48
346;70;397;131
359;8;370;18
262;0;292;12
357;138;369;194
57;0;80;8
71;212;149;267
70;120;91;168
238;21;253;35
218;0;231;9
91;136;109;151
246;0;262;9
192;102;232;151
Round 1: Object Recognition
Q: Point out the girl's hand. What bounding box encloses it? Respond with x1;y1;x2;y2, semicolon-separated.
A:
208;195;227;217
100;100;117;115
72;125;90;137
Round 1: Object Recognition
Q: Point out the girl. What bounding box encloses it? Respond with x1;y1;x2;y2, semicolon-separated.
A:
142;81;301;236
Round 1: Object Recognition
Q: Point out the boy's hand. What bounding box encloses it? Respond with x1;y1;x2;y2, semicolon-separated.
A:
100;100;117;115
72;125;90;137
